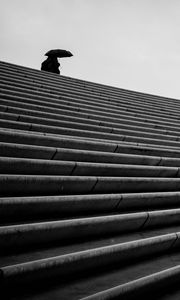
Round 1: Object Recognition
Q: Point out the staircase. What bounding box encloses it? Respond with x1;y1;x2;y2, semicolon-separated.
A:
1;61;180;299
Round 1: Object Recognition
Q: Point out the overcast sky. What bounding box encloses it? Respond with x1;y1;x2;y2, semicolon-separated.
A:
1;0;180;99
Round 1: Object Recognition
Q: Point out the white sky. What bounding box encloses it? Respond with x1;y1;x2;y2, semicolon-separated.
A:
1;0;180;99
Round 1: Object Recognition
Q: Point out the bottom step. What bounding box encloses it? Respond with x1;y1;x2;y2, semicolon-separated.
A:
82;264;180;299
3;247;180;300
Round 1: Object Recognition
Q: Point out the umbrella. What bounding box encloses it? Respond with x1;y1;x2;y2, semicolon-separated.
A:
45;49;73;58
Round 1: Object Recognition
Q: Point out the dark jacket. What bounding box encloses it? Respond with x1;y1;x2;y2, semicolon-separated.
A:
41;57;60;74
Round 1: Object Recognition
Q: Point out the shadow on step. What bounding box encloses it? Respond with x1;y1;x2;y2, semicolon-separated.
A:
3;250;180;300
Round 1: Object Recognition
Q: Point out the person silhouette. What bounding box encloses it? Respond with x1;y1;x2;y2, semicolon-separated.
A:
41;56;60;74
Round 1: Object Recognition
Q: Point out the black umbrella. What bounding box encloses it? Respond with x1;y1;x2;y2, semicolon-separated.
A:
45;49;73;58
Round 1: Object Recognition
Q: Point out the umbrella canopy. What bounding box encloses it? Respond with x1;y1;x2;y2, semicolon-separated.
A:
45;49;73;58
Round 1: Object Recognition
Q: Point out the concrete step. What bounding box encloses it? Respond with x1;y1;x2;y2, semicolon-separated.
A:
0;116;180;147
2;89;180;127
0;192;180;224
3;141;180;167
1;61;180;109
1;67;179;122
1;156;180;177
2;209;180;251
2;75;180;116
2;90;180;131
1;175;180;197
2;117;180;150
3;223;180;268
81;264;180;300
1;232;180;289
0;100;179;136
3;110;180;143
1;82;180;120
4;103;180;137
3;97;180;134
3;240;180;299
2;128;180;158
1;192;180;222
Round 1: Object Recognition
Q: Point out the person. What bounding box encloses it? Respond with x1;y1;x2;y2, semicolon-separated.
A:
41;56;60;74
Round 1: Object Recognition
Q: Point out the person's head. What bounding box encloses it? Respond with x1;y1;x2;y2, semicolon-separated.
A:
49;55;58;61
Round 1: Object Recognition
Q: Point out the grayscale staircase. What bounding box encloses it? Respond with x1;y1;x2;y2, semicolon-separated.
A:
1;60;180;299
